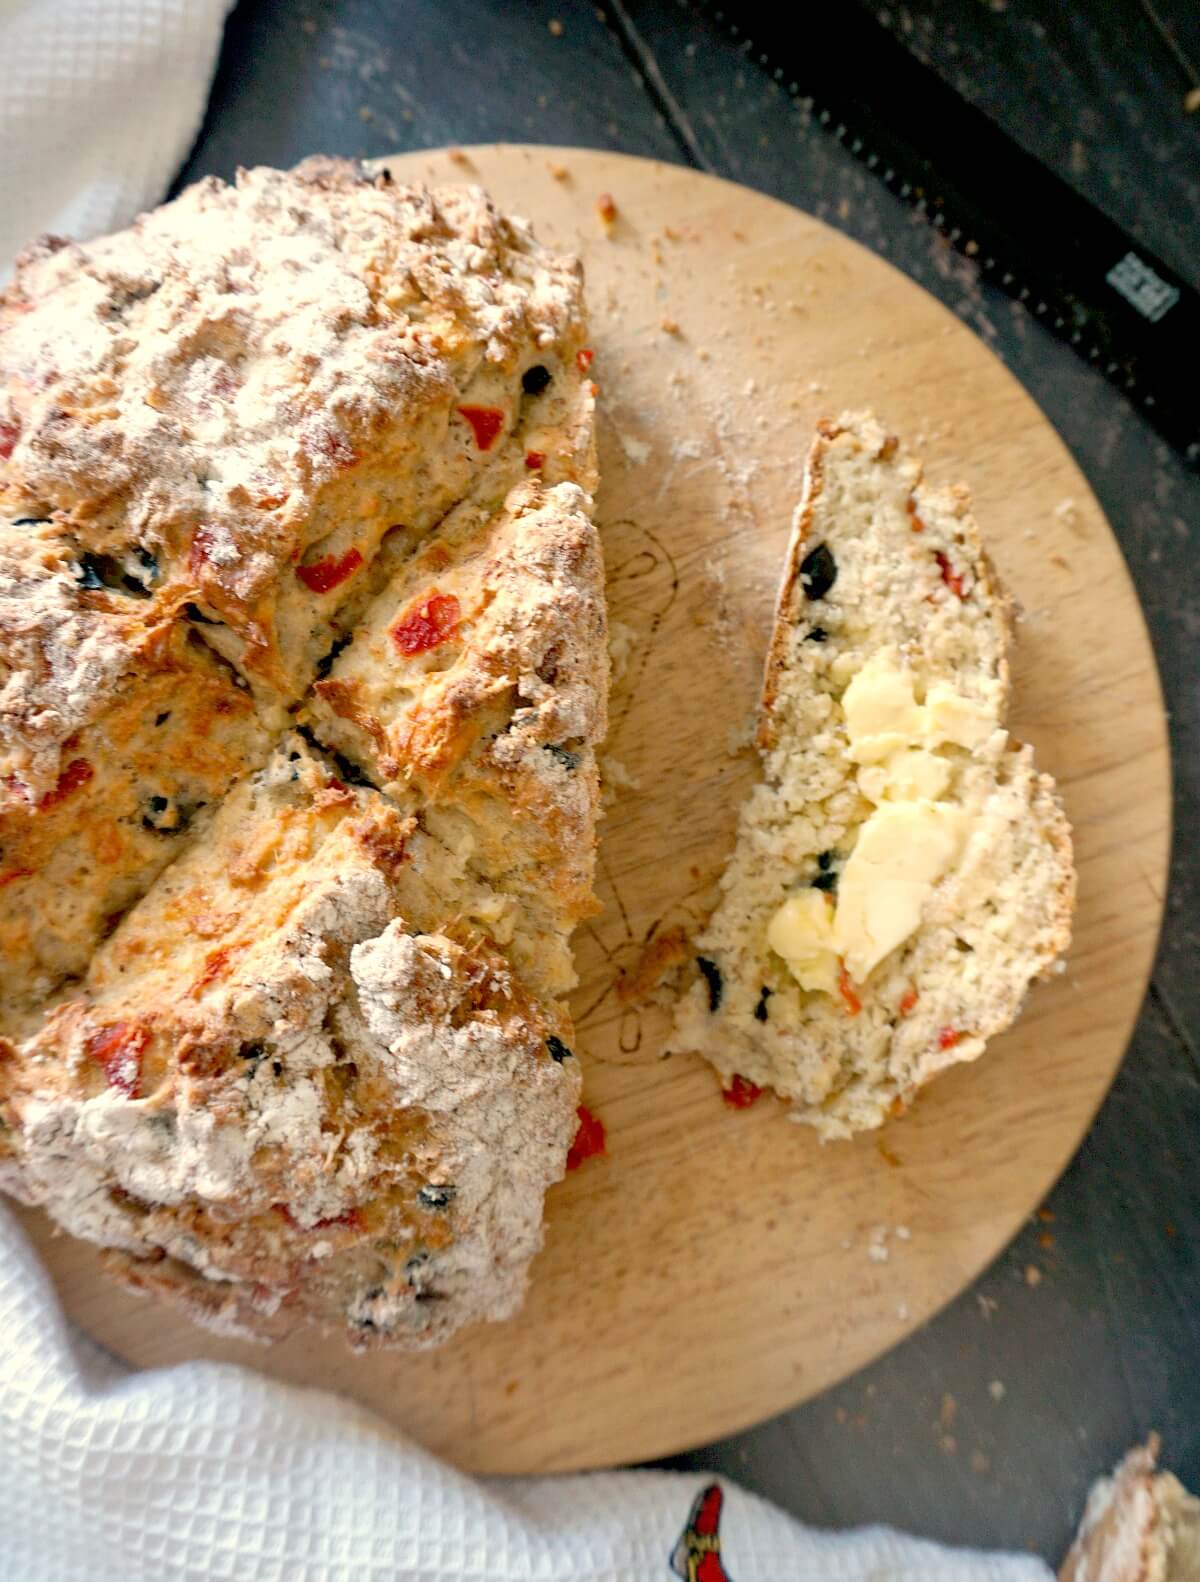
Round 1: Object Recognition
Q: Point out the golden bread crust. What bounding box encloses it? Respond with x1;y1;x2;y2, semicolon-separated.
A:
1;158;593;705
307;476;608;995
0;162;604;1347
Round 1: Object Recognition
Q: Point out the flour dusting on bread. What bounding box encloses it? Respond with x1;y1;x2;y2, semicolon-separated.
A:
0;159;606;1349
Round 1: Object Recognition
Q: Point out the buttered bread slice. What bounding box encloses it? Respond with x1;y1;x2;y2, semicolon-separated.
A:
673;413;1074;1139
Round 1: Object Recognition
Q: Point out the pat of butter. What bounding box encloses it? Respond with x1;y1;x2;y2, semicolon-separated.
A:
834;800;969;980
858;748;952;805
842;653;924;764
769;655;995;997
842;654;999;763
767;890;839;994
923;681;996;751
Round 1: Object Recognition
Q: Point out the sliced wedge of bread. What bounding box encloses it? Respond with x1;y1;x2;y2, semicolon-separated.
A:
305;475;607;1001
0;733;581;1348
1061;1438;1200;1582
672;412;1075;1139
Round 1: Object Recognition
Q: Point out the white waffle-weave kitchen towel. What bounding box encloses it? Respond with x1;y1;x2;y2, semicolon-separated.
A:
0;1206;1052;1582
0;0;232;278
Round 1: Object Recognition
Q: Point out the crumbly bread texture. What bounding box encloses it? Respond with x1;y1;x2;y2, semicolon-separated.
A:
0;156;593;708
0;519;272;1016
0;737;581;1346
672;413;1074;1139
1061;1438;1200;1582
0;160;605;1347
307;476;607;998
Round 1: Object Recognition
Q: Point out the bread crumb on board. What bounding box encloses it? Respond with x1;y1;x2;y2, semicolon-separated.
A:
608;620;637;684
617;924;692;1006
694;557;747;666
865;1223;913;1263
726;715;756;756
600;754;638;807
617;430;652;467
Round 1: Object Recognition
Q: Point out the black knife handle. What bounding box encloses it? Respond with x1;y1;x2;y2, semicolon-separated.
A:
691;2;1200;466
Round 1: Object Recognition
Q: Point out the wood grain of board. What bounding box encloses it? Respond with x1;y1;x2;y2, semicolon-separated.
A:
20;147;1170;1474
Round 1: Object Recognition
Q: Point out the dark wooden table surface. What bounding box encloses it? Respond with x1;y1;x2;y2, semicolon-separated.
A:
176;0;1200;1563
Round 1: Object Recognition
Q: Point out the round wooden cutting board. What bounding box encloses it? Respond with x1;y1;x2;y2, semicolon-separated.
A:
22;147;1170;1473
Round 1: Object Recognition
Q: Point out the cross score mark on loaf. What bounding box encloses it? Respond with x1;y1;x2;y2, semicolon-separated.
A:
0;159;609;1349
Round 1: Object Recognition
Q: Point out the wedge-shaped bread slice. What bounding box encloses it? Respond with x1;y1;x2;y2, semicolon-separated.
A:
306;476;607;999
0;158;594;708
673;413;1074;1139
0;735;580;1348
1061;1437;1200;1582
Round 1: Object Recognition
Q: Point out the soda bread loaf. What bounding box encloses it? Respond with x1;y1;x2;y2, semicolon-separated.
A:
1061;1438;1200;1582
673;412;1074;1139
0;159;607;1347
